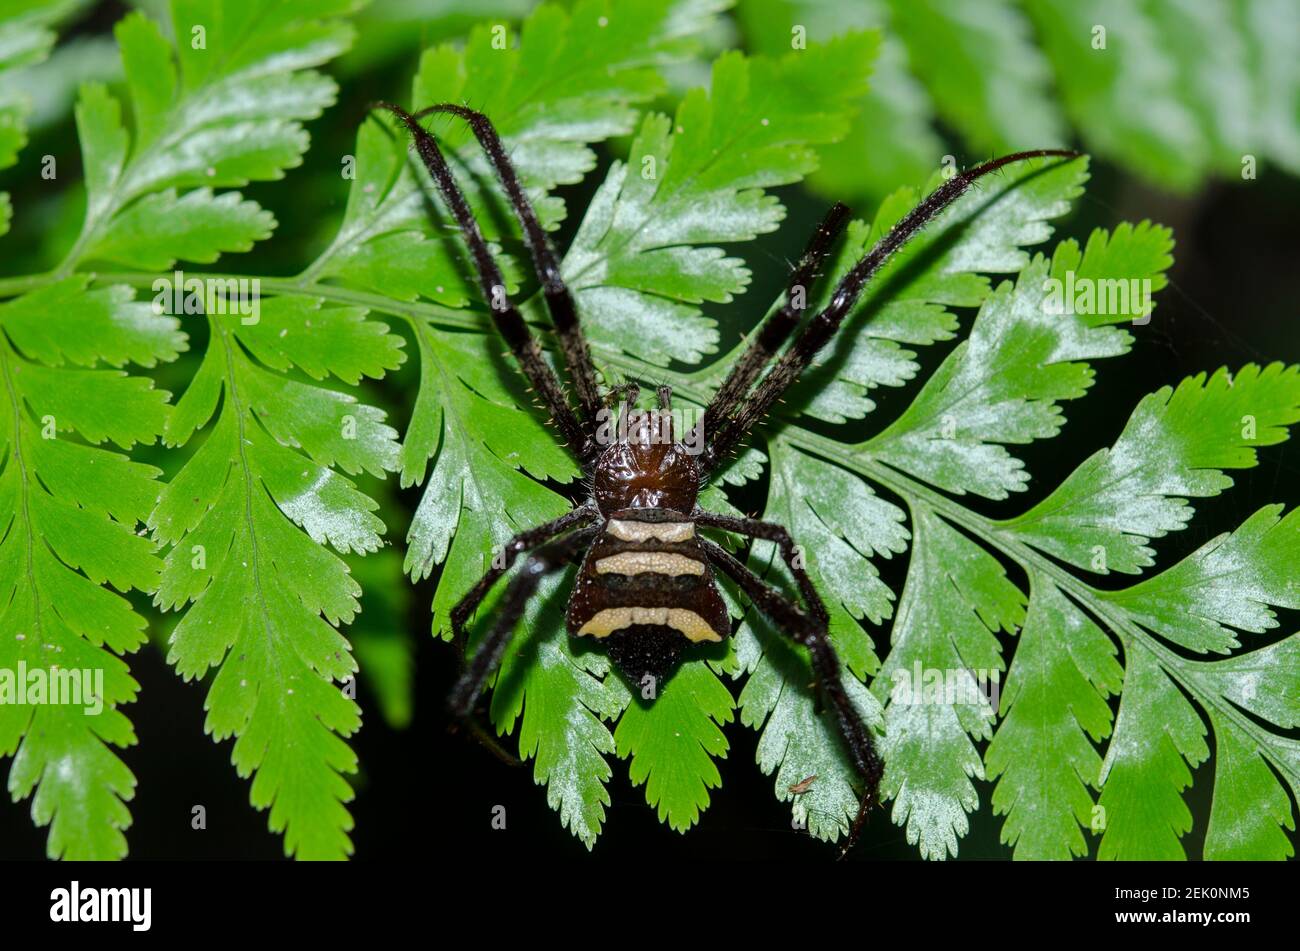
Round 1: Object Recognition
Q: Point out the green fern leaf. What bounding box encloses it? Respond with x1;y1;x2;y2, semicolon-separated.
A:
14;0;394;860
736;0;940;204
1006;364;1300;573
983;384;1300;863
882;0;1065;155
1189;626;1300;860
0;275;181;858
738;0;1300;201
1026;0;1300;188
151;300;402;859
870;508;1025;858
615;656;735;833
984;576;1122;859
867;218;1168;500
63;0;355;274
1094;646;1209;859
1106;505;1300;654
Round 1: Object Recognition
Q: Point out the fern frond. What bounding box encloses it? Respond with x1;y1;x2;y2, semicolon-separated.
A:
0;276;181;858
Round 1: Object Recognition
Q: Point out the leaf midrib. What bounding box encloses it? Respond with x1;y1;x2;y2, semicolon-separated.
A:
0;331;43;671
214;321;289;701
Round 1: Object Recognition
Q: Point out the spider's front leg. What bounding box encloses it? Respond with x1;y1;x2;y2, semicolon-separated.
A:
702;201;851;439
700;149;1081;475
368;101;596;464
448;526;599;718
411;103;606;429
697;529;883;858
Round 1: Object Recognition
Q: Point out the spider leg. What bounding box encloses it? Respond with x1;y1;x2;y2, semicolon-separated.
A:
412;104;604;429
696;526;882;859
369;101;595;465
448;526;599;718
701;149;1080;475
695;510;828;627
449;505;598;655
701;202;851;438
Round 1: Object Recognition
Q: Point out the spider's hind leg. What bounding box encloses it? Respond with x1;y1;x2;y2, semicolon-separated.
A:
697;529;883;858
448;525;599;719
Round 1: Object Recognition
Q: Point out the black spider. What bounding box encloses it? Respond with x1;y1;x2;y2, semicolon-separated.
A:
371;99;1075;855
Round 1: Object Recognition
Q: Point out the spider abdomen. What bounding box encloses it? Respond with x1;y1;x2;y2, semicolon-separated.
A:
566;508;727;688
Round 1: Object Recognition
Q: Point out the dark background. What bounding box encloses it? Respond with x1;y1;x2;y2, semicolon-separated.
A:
1;0;1298;861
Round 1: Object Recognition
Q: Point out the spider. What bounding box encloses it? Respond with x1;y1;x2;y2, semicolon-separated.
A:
371;99;1076;855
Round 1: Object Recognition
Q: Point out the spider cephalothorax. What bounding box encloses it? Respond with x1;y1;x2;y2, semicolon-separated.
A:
371;98;1076;855
592;402;700;513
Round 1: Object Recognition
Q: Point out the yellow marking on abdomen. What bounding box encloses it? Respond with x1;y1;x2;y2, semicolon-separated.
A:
594;551;704;577
606;519;694;543
576;607;721;643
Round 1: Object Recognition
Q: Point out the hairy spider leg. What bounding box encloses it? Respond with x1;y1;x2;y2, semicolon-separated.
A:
449;505;599;654
694;510;829;628
696;510;881;850
447;526;601;718
699;535;881;859
702;149;1081;474
368;101;594;464
701;201;852;438
413;103;605;430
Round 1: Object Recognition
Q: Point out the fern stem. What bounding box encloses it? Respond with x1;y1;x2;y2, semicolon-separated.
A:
0;270;59;298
